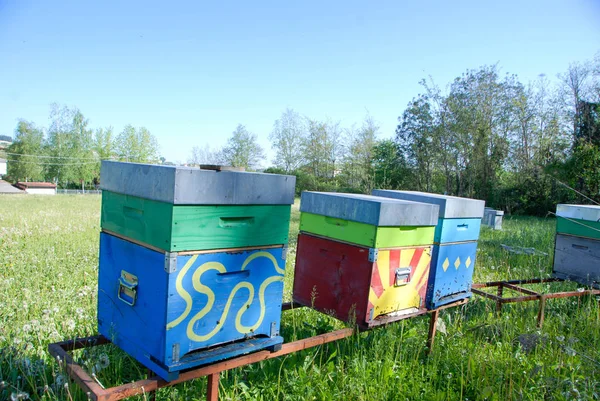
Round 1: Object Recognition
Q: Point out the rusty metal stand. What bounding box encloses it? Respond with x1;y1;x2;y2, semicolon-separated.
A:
48;300;467;401
472;278;600;327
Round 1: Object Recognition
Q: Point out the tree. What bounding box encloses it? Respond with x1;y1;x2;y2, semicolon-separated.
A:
341;114;379;193
0;134;12;142
94;127;114;160
396;94;436;192
188;144;222;165
46;104;97;187
221;125;265;169
372;139;408;190
6;120;46;182
114;125;159;163
559;61;593;139
269;108;306;173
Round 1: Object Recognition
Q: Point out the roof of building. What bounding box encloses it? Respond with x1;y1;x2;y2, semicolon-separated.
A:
15;182;57;189
0;180;25;194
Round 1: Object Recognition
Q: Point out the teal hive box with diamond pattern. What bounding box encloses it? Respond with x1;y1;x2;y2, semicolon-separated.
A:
372;190;485;308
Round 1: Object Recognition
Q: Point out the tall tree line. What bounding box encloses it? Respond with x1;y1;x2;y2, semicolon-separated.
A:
5;104;159;188
195;53;598;214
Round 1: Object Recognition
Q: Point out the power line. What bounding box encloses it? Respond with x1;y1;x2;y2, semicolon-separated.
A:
5;159;101;166
2;151;101;160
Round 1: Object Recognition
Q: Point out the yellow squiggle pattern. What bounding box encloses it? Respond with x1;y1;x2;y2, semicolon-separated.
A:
166;255;198;330
166;251;284;343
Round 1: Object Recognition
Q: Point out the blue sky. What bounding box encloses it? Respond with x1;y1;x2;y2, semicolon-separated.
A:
1;0;599;165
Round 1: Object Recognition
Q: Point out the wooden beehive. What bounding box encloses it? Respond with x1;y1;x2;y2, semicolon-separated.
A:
373;190;485;309
293;192;439;327
554;204;600;287
97;161;296;381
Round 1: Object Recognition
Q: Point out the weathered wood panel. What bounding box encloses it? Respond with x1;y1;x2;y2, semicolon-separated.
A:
101;191;291;251
553;234;600;286
299;212;435;248
98;233;286;381
293;233;431;328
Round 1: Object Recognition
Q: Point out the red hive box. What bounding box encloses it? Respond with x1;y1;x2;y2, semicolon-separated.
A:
293;233;431;329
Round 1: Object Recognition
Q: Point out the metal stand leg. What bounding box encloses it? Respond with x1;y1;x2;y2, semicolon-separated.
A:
537;296;546;328
206;372;220;401
427;309;439;354
496;284;504;315
147;369;156;401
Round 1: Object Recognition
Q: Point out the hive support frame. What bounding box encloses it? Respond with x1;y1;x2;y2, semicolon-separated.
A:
472;278;600;328
48;300;467;401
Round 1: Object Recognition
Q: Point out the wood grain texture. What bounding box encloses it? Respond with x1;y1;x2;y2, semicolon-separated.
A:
98;233;287;381
553;234;600;286
299;212;435;248
101;191;291;251
293;233;431;328
556;217;600;241
427;241;478;308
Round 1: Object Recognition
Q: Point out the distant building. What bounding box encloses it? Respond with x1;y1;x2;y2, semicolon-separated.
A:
15;181;57;195
0;179;24;194
0;158;6;177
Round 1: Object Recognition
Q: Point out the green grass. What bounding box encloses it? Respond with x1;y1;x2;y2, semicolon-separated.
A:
1;195;599;400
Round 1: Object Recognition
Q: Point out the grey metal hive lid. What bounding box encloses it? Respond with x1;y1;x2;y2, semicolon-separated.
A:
556;204;600;222
372;190;485;219
299;191;439;226
99;160;296;205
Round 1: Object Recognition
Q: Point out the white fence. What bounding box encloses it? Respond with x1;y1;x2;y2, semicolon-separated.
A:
57;189;102;195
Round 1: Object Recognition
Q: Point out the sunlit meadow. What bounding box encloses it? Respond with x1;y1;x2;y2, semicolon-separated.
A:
1;195;599;400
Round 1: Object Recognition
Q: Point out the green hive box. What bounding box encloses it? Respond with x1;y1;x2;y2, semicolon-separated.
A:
556;217;600;241
101;191;291;252
299;212;435;248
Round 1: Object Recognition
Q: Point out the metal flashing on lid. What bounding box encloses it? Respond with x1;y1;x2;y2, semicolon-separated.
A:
100;160;296;205
556;204;600;222
299;191;439;227
372;190;485;219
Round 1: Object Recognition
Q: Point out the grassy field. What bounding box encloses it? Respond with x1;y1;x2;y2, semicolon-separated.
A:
0;195;599;400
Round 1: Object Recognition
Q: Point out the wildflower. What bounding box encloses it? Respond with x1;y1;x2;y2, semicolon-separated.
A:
98;353;110;369
22;324;32;333
556;335;565;342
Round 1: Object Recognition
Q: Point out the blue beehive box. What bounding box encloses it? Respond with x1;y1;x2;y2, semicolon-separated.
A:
98;233;286;381
372;190;485;308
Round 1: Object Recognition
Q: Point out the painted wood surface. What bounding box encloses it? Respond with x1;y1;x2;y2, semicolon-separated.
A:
300;191;439;226
97;233;286;381
292;233;431;328
556;217;600;240
299;212;435;248
434;218;482;244
553;234;600;286
427;241;478;309
372;189;485;218
100;160;296;205
101;191;291;251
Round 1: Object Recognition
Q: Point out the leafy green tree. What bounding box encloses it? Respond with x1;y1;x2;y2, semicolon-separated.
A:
188;144;222;165
341;115;379;193
46;104;97;188
6;120;46;182
372;139;409;190
269;109;306;173
221;124;264;169
114;125;159;163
